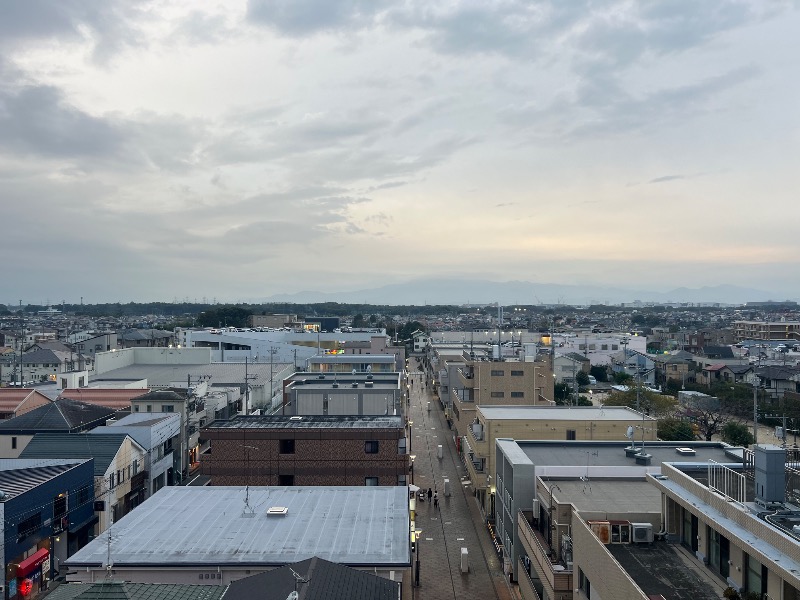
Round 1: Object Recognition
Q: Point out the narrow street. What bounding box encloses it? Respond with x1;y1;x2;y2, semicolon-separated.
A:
407;358;517;600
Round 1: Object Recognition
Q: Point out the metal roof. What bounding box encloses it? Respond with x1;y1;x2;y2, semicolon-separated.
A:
0;459;91;501
207;415;404;430
89;362;289;388
65;486;411;568
20;433;133;476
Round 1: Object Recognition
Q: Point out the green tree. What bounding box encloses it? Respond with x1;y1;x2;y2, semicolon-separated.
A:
196;306;251;328
575;371;590;387
352;314;366;328
589;365;608;382
613;371;632;384
603;385;677;418
658;418;695;441
721;422;755;447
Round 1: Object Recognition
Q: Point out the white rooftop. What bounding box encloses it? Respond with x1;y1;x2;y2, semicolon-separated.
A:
65;486;410;568
478;405;654;422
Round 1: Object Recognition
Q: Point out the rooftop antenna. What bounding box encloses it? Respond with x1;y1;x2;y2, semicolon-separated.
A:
289;567;310;595
241;445;258;517
625;425;636;451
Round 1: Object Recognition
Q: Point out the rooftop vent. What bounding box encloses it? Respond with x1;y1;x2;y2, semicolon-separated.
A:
365;382;374;388
318;374;325;379
675;447;696;456
266;506;288;516
352;382;358;388
367;374;373;380
332;383;339;388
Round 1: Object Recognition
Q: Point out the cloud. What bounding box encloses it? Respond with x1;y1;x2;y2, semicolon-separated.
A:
649;175;685;184
247;0;390;35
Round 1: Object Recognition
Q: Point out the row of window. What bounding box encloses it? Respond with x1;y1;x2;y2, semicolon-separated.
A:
490;392;525;398
276;475;406;486
278;439;386;454
134;404;174;412
108;460;140;490
490;370;526;376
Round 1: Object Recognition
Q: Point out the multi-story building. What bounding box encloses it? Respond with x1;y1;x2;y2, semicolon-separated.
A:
306;353;397;373
735;320;800;342
20;433;148;535
201;415;408;486
282;372;403;417
495;439;735;585
464;406;657;519
450;350;554;444
1;458;96;600
552;333;647;366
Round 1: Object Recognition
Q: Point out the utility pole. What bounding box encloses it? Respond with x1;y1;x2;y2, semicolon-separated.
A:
753;384;759;446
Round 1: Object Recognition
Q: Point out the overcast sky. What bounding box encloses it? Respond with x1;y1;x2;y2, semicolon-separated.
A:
2;0;799;305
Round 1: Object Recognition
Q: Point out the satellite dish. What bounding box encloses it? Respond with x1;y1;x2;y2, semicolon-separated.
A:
352;368;357;375
626;426;635;439
367;365;372;373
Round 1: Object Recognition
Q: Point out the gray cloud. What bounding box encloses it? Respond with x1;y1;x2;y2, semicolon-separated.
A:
247;0;390;35
649;175;685;184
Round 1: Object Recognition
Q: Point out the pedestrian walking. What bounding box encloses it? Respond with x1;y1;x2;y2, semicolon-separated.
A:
427;488;433;503
433;491;439;508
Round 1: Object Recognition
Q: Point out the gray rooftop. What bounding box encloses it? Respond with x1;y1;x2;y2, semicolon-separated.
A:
551;479;662;515
65;486;410;568
307;355;396;364
44;581;226;600
89;362;290;388
20;433;134;476
208;415;404;430
500;440;738;472
478;405;654;422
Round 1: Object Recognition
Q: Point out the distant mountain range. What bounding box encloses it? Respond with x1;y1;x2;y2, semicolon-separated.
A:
263;279;792;306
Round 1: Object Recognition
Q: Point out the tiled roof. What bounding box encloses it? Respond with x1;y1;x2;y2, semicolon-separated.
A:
20;433;130;476
0;398;116;432
44;581;226;600
59;388;149;410
226;556;401;600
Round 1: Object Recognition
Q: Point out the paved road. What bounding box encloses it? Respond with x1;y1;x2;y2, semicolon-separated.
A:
407;360;517;600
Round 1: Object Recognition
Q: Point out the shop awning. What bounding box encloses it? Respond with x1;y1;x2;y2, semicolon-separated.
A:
16;547;49;578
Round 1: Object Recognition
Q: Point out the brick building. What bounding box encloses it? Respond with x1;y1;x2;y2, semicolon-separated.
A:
201;415;409;486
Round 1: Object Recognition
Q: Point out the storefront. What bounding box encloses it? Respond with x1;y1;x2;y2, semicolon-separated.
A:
8;546;50;599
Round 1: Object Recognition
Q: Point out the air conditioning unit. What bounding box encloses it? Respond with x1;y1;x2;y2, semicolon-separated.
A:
532;499;539;517
631;523;654;543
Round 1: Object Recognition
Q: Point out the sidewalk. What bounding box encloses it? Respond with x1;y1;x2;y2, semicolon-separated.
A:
407;362;517;600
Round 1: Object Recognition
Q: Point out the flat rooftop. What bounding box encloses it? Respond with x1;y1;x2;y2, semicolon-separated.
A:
65;486;410;568
551;479;662;514
207;415;404;430
478;405;654;422
499;440;738;472
308;355;396;364
89;362;290;387
608;542;723;600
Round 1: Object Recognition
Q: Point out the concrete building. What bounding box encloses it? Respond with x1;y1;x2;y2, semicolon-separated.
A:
449;350;554;446
494;439;737;584
463;406;657;518
735;320;800;342
64;486;412;599
250;314;298;329
282;372;403;418
307;353;397;374
201;415;408;486
0;458;96;600
552;333;647;366
651;445;800;600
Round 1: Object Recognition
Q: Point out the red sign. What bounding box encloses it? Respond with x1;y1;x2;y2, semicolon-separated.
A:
19;578;32;596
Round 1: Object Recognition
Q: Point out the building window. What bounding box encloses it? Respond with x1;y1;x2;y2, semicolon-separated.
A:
17;513;42;540
578;568;591;599
163;405;174;412
279;474;294;486
365;477;379;486
490;370;504;376
109;473;116;490
612;344;619;350
279;439;295;454
146;405;152;412
601;344;608;350
77;485;90;506
11;437;17;450
708;527;730;578
511;370;524;376
746;554;766;596
365;441;379;454
397;438;407;455
134;405;140;412
490;392;505;398
397;475;407;486
566;430;576;440
510;391;524;398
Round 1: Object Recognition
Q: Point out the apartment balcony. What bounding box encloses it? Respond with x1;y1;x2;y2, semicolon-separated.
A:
518;511;573;599
457;367;475;387
518;558;543;600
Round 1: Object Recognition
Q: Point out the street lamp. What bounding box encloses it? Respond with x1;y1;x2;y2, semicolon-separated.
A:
408;421;413;453
409;455;416;485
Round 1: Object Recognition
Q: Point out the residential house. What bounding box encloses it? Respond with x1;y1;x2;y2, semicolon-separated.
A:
552;352;590;385
89;411;182;495
0;389;52;420
18;348;93;384
756;366;800;401
0;398;121;458
20;433;148;534
130;390;192;478
119;329;174;348
58;387;149;411
651;351;693;388
610;350;656;385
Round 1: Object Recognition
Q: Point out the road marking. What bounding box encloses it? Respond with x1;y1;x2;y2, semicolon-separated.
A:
456;537;464;541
